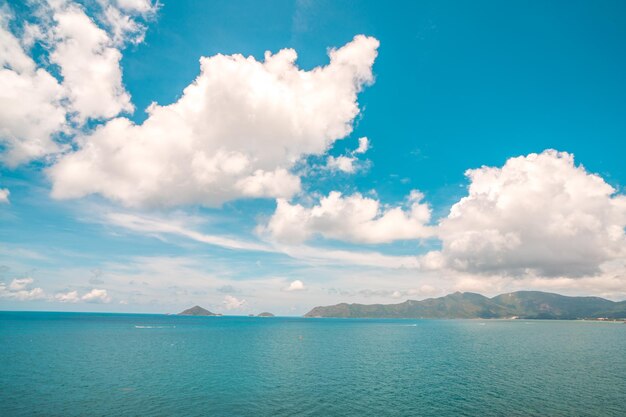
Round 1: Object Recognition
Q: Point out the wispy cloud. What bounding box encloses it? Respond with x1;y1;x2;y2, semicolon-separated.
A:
103;211;421;269
105;212;272;252
277;245;420;269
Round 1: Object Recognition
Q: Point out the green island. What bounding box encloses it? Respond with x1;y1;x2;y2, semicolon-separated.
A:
304;291;626;320
178;305;221;316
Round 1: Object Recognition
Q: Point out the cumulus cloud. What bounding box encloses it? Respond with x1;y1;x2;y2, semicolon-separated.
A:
418;250;446;271
100;0;156;45
326;155;358;173
81;288;111;303
55;286;115;304
9;277;34;291
55;290;80;303
0;188;9;203
261;149;625;283
49;1;134;122
0;278;46;300
437;150;626;278
0;1;152;166
262;190;433;244
12;287;46;301
223;295;246;310
48;35;380;207
111;0;155;14
354;137;370;154
0;10;66;166
284;279;306;291
325;136;370;173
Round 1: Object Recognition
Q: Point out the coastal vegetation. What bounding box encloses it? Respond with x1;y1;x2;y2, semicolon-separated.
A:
304;291;626;320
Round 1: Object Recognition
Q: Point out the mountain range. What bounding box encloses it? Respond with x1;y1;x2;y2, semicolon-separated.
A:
304;291;626;320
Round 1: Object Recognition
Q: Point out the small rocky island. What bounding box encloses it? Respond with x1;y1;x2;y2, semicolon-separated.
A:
257;312;275;317
178;305;221;316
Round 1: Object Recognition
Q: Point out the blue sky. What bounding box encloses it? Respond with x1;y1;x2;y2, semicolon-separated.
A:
1;0;625;314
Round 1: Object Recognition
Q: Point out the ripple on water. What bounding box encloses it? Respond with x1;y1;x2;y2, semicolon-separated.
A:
0;314;625;416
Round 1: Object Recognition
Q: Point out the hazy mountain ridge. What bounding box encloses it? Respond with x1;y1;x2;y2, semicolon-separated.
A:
304;291;626;319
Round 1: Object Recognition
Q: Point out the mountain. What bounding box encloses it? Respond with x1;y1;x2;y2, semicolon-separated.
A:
304;291;626;319
257;312;275;317
491;291;626;319
178;305;220;316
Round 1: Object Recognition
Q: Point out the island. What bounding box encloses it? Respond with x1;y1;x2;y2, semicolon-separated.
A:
178;305;221;316
304;291;626;320
257;312;275;317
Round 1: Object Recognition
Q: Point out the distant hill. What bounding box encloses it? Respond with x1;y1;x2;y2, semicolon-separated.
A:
178;305;220;316
491;291;626;319
257;312;275;317
304;291;626;319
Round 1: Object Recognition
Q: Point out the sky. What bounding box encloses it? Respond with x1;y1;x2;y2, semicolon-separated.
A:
0;0;625;315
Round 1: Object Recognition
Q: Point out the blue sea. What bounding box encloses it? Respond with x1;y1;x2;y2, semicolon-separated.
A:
1;312;625;416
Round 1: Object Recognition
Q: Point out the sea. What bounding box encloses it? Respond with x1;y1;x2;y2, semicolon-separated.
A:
0;312;624;416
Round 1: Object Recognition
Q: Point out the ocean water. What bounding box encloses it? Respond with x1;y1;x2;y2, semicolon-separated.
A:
0;313;625;416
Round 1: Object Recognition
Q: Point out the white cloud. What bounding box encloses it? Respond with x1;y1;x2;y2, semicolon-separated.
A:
437;150;626;278
326;155;358;173
0;188;9;203
49;2;134;122
101;1;154;45
0;278;46;300
418;250;446;270
0;10;66;166
0;1;152;166
102;211;421;269
54;288;110;303
432;260;626;301
48;35;380;207
12;287;46;301
105;212;273;252
277;244;421;269
284;279;306;291
112;0;155;14
55;290;80;303
8;277;34;291
235;168;301;200
81;288;111;303
325;136;370;173
262;190;433;244
354;136;369;154
223;295;246;310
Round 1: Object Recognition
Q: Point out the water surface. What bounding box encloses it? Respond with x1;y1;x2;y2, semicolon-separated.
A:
1;312;624;416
